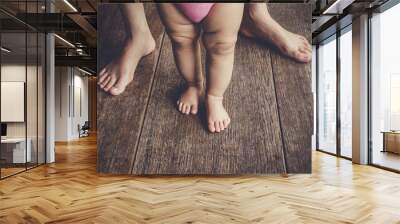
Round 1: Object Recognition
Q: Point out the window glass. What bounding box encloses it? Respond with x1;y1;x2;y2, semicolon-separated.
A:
371;3;400;171
340;28;352;158
318;36;337;154
1;29;28;178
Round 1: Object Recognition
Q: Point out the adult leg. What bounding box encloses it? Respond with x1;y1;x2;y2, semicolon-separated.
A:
240;3;311;63
158;3;203;115
98;3;155;95
202;3;244;133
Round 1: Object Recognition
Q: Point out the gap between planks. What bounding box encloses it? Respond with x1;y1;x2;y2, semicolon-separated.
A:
130;32;167;173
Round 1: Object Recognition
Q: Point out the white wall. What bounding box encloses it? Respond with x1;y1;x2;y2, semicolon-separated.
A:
1;65;26;139
55;66;70;141
72;73;89;138
54;66;89;141
1;63;46;163
1;64;41;138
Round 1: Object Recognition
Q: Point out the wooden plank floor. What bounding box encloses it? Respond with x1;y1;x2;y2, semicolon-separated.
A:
1;135;400;223
268;4;313;173
97;4;164;174
97;3;312;174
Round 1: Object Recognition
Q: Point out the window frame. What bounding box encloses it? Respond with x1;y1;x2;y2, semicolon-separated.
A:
315;24;353;161
367;1;400;173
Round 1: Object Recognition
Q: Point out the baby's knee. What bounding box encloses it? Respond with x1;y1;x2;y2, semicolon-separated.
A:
203;34;237;55
168;31;199;48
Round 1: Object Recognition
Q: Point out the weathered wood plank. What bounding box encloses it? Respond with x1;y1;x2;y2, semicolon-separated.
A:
269;3;313;173
131;34;286;175
97;4;164;174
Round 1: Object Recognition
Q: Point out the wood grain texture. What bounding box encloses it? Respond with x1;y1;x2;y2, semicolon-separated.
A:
97;3;312;174
269;3;313;173
97;4;164;174
2;135;400;223
131;35;286;175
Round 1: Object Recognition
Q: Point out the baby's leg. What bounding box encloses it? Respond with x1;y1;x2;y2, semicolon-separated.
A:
202;3;244;133
158;3;203;115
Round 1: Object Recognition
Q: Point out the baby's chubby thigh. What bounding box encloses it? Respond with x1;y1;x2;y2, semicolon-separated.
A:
201;3;244;54
157;3;200;45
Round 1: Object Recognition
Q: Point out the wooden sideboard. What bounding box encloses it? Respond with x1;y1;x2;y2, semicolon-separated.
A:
382;132;400;154
0;138;32;164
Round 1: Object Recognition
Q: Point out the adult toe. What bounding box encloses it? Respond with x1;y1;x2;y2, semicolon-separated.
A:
300;35;309;43
100;75;111;89
98;69;107;83
104;76;117;91
109;74;132;95
300;42;310;51
109;86;125;96
295;51;311;63
223;119;230;128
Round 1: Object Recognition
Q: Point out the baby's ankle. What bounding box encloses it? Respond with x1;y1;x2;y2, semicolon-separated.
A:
206;94;224;101
187;80;203;89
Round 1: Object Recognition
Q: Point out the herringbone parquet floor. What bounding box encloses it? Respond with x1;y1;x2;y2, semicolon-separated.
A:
1;135;400;224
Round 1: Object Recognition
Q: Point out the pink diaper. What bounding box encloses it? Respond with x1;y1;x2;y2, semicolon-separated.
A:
175;3;215;23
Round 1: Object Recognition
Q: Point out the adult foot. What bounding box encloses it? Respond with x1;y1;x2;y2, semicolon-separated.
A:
240;3;312;63
98;30;156;95
206;95;230;133
177;82;202;115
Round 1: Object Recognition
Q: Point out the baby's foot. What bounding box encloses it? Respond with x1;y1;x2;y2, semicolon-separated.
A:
206;95;231;133
177;82;202;115
98;30;156;95
240;3;311;63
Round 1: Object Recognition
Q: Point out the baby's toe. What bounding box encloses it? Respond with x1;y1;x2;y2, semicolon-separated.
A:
215;121;221;133
219;121;225;131
178;102;184;112
190;105;198;114
208;122;216;133
182;104;188;114
185;105;191;114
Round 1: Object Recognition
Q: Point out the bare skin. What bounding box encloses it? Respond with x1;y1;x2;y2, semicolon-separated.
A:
157;4;203;115
240;3;312;63
203;4;243;133
98;4;155;95
158;3;243;133
177;83;203;115
98;3;311;96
